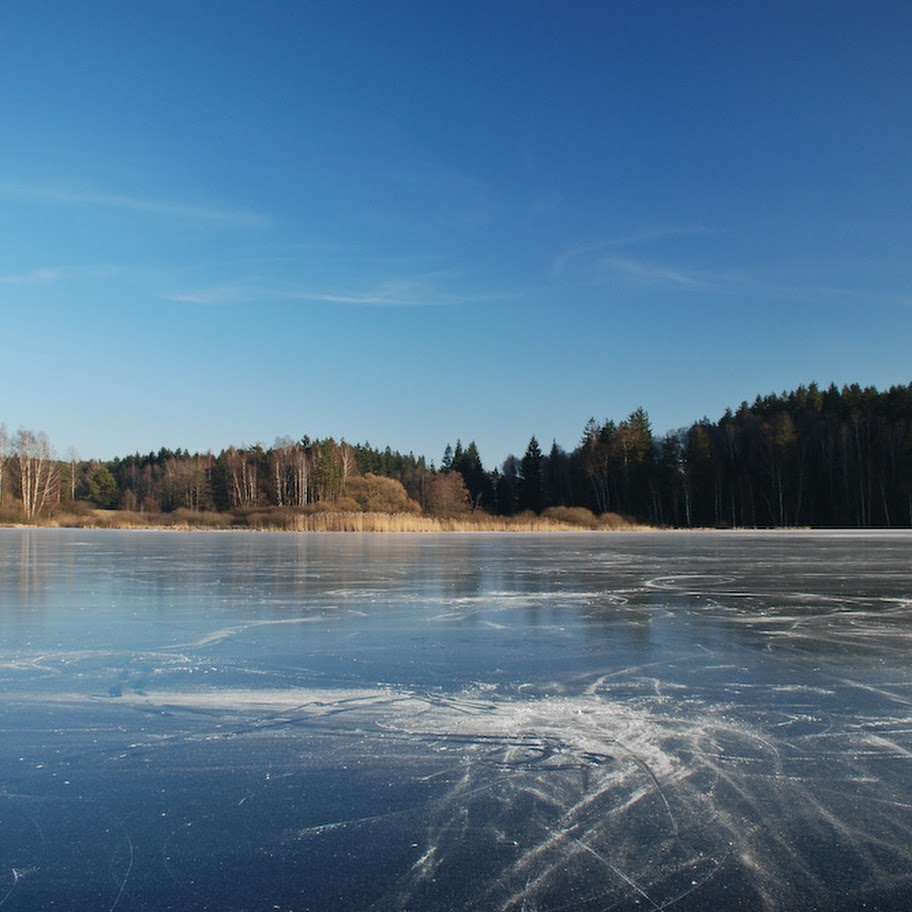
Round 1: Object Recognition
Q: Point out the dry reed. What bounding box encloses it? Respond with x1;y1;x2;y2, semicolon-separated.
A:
14;506;645;533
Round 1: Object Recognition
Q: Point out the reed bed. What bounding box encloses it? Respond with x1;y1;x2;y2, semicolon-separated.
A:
38;506;643;533
284;511;639;532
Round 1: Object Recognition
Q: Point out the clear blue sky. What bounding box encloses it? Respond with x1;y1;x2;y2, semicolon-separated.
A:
2;2;910;468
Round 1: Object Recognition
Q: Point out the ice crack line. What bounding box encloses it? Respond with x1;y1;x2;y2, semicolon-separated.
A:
108;825;134;912
574;838;666;911
0;867;38;909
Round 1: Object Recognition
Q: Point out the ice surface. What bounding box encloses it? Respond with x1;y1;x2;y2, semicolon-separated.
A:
0;528;911;910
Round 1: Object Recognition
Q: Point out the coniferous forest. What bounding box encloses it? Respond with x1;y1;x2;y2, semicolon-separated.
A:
3;382;912;528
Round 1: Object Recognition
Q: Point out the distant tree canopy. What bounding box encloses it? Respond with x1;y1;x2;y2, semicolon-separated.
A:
2;381;911;527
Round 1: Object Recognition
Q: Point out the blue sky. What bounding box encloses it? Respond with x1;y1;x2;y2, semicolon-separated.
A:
2;2;911;467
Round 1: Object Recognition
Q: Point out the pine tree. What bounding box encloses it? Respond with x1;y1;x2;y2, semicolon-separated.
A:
519;436;545;513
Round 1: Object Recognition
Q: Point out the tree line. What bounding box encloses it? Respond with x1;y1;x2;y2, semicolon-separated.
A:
2;381;911;527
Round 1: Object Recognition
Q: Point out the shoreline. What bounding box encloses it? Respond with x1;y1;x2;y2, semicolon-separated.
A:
3;514;898;534
0;508;646;534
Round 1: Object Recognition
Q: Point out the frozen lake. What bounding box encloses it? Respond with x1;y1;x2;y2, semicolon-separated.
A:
1;528;911;911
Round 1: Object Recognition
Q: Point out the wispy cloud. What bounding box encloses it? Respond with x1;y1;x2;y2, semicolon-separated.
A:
0;266;65;285
550;227;721;281
595;255;717;291
0;263;119;285
554;237;907;304
164;283;250;306
279;279;463;307
1;182;267;228
165;272;477;308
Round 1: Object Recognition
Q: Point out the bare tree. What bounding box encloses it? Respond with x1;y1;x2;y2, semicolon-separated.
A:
340;440;356;488
14;427;59;519
224;447;259;507
268;438;296;507
67;447;80;501
0;424;7;507
161;455;212;511
290;442;310;506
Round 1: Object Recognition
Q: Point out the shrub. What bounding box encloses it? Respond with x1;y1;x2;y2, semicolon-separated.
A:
596;512;639;530
425;472;471;516
333;496;363;513
343;474;422;514
542;506;599;529
169;508;226;528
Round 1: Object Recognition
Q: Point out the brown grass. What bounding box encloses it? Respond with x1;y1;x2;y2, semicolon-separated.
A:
252;510;643;532
6;505;645;532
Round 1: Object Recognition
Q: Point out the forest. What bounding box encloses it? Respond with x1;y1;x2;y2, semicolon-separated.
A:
3;381;912;529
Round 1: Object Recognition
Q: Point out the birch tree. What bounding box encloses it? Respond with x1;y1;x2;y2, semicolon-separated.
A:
268;442;291;507
161;455;212;511
0;424;7;507
14;427;59;519
67;447;80;502
224;447;259;507
290;442;310;506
